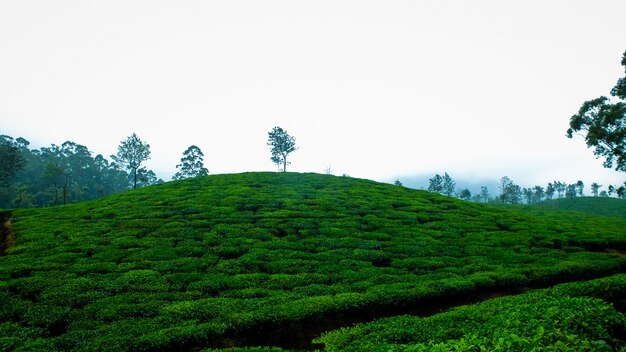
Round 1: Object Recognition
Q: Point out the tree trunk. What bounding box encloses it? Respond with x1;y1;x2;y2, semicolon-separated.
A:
283;156;287;172
133;168;137;189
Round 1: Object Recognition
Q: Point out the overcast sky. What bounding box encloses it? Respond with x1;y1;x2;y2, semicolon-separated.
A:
1;0;625;190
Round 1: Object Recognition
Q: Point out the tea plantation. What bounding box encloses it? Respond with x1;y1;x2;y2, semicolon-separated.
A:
1;172;625;351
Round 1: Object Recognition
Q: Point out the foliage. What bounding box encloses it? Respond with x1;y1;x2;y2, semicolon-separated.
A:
498;176;521;204
315;274;626;351
427;173;455;197
111;133;151;189
1;172;625;350
0;135;26;185
173;145;209;180
567;49;626;172
0;136;129;208
267;127;296;172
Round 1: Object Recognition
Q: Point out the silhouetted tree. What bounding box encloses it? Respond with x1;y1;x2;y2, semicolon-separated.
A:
428;174;444;194
522;187;534;205
394;179;403;186
480;186;490;203
554;181;566;198
566;184;577;199
498;176;521;204
173;145;208;180
459;188;471;201
575;180;584;196
111;133;151;189
532;186;545;204
135;167;163;188
545;182;556;200
591;182;602;197
442;172;456;197
567;50;626;172
267;126;296;172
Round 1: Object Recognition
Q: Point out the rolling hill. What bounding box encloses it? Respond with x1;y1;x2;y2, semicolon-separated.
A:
0;172;625;351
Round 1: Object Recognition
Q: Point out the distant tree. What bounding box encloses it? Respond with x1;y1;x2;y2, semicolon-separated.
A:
111;133;151;189
442;172;456;197
590;182;602;197
498;176;522;204
427;174;444;194
618;185;626;199
173;145;209;180
545;182;556;200
135;167;163;188
532;186;545;204
267;126;297;172
565;184;577;199
394;179;403;187
600;190;609;197
567;50;626;172
522;187;534;205
608;185;616;196
618;182;626;199
42;162;68;205
575;180;585;197
459;188;471;201
0;136;26;185
554;181;566;198
480;186;490;203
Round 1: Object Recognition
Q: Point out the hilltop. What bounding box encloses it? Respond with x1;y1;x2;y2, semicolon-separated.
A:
0;172;625;351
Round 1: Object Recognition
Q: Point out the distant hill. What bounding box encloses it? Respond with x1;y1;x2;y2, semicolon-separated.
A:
533;196;626;220
1;172;625;351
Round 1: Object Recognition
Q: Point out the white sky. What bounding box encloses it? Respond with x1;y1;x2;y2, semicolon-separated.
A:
1;0;625;190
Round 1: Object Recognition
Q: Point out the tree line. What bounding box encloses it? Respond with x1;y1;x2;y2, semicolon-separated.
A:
409;173;626;204
0;126;293;208
0;134;208;208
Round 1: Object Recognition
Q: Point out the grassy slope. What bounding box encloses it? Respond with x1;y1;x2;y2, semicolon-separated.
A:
1;172;625;351
531;196;626;220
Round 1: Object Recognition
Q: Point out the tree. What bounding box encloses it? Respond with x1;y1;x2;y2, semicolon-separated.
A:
498;176;521;204
480;186;490;203
566;184;577;199
567;50;626;172
590;182;602;197
0;136;26;185
111;133;151;189
428;174;443;194
522;187;534;205
532;186;545;204
267;126;297;172
442;172;456;197
553;181;566;198
545;182;556;200
173;145;209;180
394;179;403;187
459;188;471;201
575;180;584;197
135;167;163;188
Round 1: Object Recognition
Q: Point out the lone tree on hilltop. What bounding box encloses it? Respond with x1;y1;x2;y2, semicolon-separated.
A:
111;133;151;189
567;50;626;172
173;145;208;180
267;126;297;172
